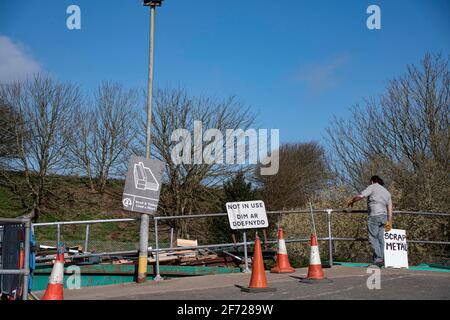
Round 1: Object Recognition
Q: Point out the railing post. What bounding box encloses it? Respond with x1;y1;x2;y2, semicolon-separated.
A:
170;227;174;248
84;224;90;253
56;224;61;248
154;218;163;281
326;209;333;267
242;231;250;273
22;219;31;300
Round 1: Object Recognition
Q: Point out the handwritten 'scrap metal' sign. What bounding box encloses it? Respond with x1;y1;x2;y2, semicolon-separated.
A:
122;156;164;214
384;229;409;268
226;200;268;230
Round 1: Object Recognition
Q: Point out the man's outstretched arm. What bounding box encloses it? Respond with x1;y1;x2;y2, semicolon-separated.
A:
387;201;393;225
346;195;365;207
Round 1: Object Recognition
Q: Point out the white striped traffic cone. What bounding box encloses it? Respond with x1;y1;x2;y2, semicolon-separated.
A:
300;235;332;283
42;244;65;300
307;234;324;279
270;228;295;273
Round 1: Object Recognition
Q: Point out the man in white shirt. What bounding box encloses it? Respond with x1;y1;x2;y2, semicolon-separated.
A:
347;176;393;266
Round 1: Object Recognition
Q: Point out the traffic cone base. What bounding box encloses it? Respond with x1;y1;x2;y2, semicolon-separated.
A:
41;262;64;300
299;234;332;284
271;265;296;273
270;228;296;274
42;283;64;300
299;277;333;284
239;285;277;293
240;236;276;293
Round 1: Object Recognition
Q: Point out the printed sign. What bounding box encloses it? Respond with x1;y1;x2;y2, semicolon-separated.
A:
226;200;268;230
122;156;164;214
384;229;409;269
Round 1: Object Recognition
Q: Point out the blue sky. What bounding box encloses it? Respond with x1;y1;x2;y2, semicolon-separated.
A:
1;0;449;145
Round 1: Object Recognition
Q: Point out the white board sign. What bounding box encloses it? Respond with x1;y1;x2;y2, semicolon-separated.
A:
384;229;409;269
226;200;268;230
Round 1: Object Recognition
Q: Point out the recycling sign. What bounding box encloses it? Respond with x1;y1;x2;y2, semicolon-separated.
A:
122;156;164;214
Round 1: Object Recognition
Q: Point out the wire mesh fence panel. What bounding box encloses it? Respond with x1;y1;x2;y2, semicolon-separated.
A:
330;212;450;266
31;210;449;267
279;212;320;239
279;211;331;267
87;221;140;252
33;225;58;249
0;225;3;270
407;243;450;266
330;212;372;263
33;220;141;254
285;243;313;268
332;241;374;263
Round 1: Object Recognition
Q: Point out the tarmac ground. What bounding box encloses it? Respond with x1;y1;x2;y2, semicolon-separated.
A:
34;266;450;300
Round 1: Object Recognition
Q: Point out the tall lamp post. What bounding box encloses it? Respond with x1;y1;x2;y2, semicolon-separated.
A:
137;0;164;284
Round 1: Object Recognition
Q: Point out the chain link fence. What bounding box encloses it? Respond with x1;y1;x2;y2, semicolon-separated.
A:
33;219;141;254
280;210;450;266
32;219;175;255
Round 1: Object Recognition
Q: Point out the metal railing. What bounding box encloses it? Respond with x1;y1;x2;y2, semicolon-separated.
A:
29;209;450;281
151;209;450;279
33;218;138;253
0;216;32;300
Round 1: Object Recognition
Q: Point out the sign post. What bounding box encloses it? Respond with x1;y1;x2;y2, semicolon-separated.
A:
122;156;164;283
226;200;269;273
384;229;409;269
242;231;250;273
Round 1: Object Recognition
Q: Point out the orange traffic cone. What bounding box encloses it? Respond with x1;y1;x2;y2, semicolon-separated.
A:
18;248;25;298
300;235;332;284
271;228;295;273
240;235;276;293
42;244;65;300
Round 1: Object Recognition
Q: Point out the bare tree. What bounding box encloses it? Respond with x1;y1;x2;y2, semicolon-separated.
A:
0;99;21;161
255;142;329;211
326;53;450;211
68;82;140;193
143;87;256;237
0;74;81;219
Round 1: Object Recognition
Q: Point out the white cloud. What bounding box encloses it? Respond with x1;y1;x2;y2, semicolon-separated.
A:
292;53;350;95
0;35;41;82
